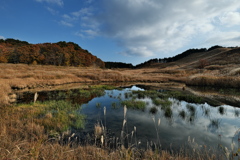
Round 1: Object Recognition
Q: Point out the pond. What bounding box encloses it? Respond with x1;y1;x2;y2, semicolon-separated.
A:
80;86;240;153
17;85;240;155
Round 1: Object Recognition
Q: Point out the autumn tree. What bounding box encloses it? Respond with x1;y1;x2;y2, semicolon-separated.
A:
17;45;40;64
0;44;8;63
0;38;105;68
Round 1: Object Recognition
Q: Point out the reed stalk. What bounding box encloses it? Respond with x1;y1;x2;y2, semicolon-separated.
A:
152;116;161;150
34;92;38;104
103;106;107;147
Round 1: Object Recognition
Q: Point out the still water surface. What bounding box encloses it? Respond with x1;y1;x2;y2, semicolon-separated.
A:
80;86;240;152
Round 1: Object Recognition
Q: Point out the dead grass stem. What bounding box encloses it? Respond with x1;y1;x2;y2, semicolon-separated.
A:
1;103;222;160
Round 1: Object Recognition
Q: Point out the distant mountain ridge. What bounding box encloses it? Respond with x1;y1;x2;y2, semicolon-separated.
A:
104;45;231;69
1;38;238;69
0;38;105;68
134;45;227;68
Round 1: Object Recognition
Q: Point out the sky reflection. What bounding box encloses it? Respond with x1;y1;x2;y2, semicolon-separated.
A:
81;86;240;152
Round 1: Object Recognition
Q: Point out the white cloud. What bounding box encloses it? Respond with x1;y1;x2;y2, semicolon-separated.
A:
62;14;73;21
71;8;92;17
220;11;240;27
83;0;240;57
62;8;93;22
120;46;154;57
59;20;73;27
204;31;240;47
35;0;63;6
0;36;5;40
46;7;58;15
75;29;99;38
83;29;98;36
61;7;100;36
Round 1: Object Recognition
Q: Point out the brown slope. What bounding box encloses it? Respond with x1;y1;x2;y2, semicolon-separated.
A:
150;47;233;70
137;47;240;88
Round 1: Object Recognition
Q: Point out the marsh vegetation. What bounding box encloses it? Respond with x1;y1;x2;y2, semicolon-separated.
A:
1;85;240;159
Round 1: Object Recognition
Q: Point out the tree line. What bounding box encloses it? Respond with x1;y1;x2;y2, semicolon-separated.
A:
0;38;105;68
104;62;134;69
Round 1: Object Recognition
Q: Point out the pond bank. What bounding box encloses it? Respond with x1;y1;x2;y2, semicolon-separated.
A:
7;80;240;108
1;63;240;107
3;85;239;159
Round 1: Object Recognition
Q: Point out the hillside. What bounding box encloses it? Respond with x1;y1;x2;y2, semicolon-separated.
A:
148;46;240;70
138;46;240;88
1;39;240;106
0;39;105;68
149;47;233;69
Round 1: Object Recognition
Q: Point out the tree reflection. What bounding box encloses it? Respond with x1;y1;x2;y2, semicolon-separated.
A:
186;104;196;116
234;109;239;117
203;108;210;118
164;107;172;118
149;106;158;114
208;119;221;130
179;110;186;120
218;106;225;115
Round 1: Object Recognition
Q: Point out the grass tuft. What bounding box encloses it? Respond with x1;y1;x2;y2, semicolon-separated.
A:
149;106;158;114
179;110;186;119
218;106;225;115
121;100;146;110
17;100;85;132
164;106;173;118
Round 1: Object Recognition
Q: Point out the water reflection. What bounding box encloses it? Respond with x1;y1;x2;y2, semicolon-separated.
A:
80;86;240;152
17;88;105;104
234;109;240;117
179;110;186;120
208;119;222;131
218;106;225;115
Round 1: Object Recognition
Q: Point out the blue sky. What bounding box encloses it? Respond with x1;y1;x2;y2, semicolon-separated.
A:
1;0;240;65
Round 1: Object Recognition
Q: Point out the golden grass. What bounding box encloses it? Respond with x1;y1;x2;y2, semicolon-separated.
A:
0;64;134;86
0;64;130;105
0;103;217;160
0;82;12;105
0;63;174;105
1;47;240;159
1;55;240;106
186;75;240;88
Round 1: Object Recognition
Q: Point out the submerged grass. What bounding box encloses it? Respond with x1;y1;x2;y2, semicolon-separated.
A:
167;90;204;104
153;98;172;108
209;119;221;129
121;100;146;110
0;84;239;160
164;106;173;118
132;89;204;106
218;106;225;115
132;90;166;99
179;109;186;119
0;88;238;159
17;100;85;132
149;106;158;114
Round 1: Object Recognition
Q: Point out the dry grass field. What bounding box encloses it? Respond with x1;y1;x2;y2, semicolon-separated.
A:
1;47;240;159
0;63;177;105
0;100;218;160
1;47;240;105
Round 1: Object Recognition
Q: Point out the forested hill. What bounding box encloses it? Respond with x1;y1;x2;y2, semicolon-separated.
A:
0;38;105;68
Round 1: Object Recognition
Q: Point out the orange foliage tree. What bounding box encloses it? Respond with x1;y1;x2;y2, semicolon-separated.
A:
0;39;105;68
0;44;8;63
